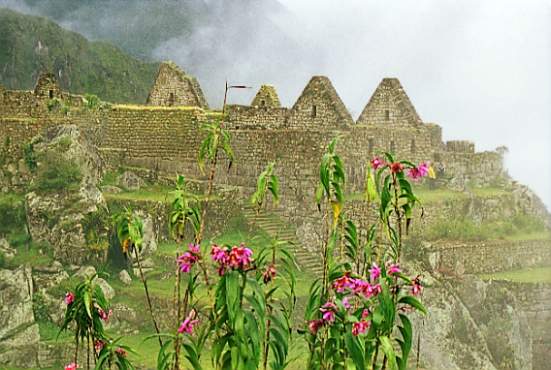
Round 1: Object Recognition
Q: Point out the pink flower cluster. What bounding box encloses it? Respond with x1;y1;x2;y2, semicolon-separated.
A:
94;340;104;353
407;162;430;181
370;157;385;170
178;310;199;335
115;347;127;357
352;310;371;336
211;244;253;275
177;243;201;273
411;276;423;296
308;301;338;335
262;264;277;284
65;292;75;305
65;363;78;370
97;307;112;322
332;266;385;300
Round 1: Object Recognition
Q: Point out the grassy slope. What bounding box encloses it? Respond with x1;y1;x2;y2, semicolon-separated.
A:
0;8;158;103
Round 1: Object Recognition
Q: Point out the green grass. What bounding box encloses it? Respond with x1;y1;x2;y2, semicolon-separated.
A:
425;214;549;242
104;185;174;203
480;266;551;283
8;241;54;268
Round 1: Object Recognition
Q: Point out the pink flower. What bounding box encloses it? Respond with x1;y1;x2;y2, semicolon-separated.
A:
212;244;253;274
411;282;423;296
351;278;372;298
352;320;370;336
228;244;253;269
211;245;228;263
115;347;127;357
64;292;75;305
361;308;370;319
178;310;199;335
188;243;200;255
308;319;323;335
370;283;382;296
407;162;430;181
263;264;277;284
65;363;78;370
320;301;337;324
333;274;354;293
342;296;352;309
388;263;401;275
98;308;112;322
417;162;430;177
370;157;385;170
94;340;104;353
369;263;381;281
390;162;404;174
178;244;201;273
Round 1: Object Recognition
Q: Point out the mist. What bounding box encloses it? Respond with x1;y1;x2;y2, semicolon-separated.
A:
1;0;550;208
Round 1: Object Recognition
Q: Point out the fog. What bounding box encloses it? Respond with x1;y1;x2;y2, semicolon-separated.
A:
1;0;550;208
165;0;551;210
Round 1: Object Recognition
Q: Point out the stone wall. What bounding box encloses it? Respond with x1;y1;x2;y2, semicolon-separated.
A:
425;239;551;274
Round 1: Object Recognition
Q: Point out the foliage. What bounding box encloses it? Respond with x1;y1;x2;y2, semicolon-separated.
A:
198;119;234;173
23;141;38;172
82;208;110;252
84;94;112;111
302;147;429;370
0;193;26;236
0;8;158;103
251;162;279;212
32;291;52;322
169;175;201;242
47;98;70;115
59;274;137;369
33;150;82;193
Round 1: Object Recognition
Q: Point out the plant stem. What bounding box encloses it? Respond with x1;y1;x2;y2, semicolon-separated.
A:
195;154;218;287
74;333;79;365
173;260;181;370
133;247;163;347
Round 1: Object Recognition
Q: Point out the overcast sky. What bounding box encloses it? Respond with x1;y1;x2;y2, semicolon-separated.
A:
269;0;551;209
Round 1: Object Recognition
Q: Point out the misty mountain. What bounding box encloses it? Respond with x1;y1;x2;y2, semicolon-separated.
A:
0;7;159;103
0;0;309;107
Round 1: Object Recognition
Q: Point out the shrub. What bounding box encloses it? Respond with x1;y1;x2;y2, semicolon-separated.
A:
0;194;26;236
34;151;82;193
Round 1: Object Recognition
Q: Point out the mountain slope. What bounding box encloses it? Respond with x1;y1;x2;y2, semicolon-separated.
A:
0;7;159;103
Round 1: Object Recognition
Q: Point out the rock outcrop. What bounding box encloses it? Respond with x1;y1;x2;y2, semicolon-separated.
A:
25;125;108;265
0;266;40;367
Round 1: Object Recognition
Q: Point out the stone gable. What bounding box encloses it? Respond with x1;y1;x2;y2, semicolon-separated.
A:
288;76;354;128
251;85;281;108
146;61;209;109
357;78;421;126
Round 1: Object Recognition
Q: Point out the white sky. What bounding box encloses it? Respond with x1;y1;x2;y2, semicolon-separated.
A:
273;0;551;209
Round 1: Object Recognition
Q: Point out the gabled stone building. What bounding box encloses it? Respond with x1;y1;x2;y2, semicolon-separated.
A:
146;61;209;108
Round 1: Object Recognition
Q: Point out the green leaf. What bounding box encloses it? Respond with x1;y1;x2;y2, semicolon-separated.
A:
397;314;413;370
380;336;398;370
398;295;427;315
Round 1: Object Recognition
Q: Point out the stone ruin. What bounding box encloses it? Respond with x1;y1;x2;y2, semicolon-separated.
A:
146;61;209;108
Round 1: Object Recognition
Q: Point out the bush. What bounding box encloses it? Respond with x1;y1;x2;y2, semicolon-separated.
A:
34;151;82;193
0;194;26;236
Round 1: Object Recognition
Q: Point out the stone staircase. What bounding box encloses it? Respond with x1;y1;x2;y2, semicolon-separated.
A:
242;205;323;276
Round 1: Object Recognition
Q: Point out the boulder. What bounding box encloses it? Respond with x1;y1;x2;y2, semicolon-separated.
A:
24;125;108;265
94;277;115;300
0;238;16;260
74;265;96;279
119;269;132;285
0;266;40;367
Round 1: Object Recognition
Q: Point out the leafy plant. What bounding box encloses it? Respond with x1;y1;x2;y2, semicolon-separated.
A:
34;150;82;193
251;162;279;213
301;145;431;370
113;208;162;345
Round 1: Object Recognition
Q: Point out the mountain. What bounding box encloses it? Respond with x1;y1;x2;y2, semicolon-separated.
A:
0;7;159;103
0;0;302;107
